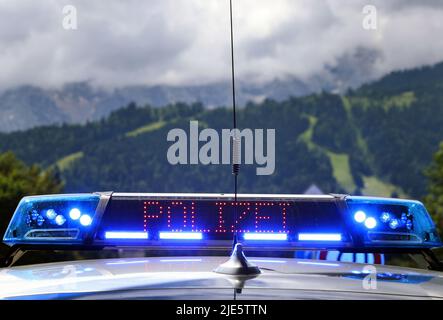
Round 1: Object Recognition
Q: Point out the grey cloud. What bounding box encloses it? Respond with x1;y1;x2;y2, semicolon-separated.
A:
375;0;443;11
0;0;442;90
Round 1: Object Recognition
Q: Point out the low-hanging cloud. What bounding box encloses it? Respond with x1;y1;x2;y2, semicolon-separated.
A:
0;0;442;90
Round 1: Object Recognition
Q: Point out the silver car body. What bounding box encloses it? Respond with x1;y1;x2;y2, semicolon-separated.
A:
1;256;443;299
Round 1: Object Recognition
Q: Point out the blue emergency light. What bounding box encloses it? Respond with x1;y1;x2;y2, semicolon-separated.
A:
2;193;441;252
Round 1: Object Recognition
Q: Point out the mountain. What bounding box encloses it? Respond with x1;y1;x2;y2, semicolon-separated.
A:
0;86;69;131
0;47;381;132
1;60;443;198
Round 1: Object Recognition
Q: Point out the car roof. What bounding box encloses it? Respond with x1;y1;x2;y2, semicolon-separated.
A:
1;257;443;299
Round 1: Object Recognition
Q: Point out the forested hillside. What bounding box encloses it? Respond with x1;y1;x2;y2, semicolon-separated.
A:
1;62;443;197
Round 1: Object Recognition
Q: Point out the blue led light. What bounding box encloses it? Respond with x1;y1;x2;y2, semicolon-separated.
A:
45;209;57;220
31;210;39;221
380;212;391;223
389;219;400;230
298;233;342;241
37;215;45;226
69;208;81;220
3;194;101;245
79;214;92;226
364;217;377;229
55;215;66;226
243;233;288;241
159;232;202;240
105;231;148;239
354;211;366;223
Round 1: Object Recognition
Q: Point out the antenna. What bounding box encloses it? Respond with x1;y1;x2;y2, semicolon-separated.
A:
214;0;259;279
229;0;240;249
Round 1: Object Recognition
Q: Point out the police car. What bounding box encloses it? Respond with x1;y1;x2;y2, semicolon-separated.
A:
1;192;443;300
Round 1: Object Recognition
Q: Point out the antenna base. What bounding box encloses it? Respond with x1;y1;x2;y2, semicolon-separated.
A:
214;243;261;276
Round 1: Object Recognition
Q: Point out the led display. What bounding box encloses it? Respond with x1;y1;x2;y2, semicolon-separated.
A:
97;198;344;241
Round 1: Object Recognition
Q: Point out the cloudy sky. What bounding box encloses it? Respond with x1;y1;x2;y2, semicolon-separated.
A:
0;0;443;90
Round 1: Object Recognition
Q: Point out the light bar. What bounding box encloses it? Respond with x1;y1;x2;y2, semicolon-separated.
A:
298;233;342;241
105;231;148;239
243;233;288;241
159;232;202;240
3;193;441;251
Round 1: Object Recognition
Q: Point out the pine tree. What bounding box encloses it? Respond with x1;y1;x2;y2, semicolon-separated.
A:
0;152;63;256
